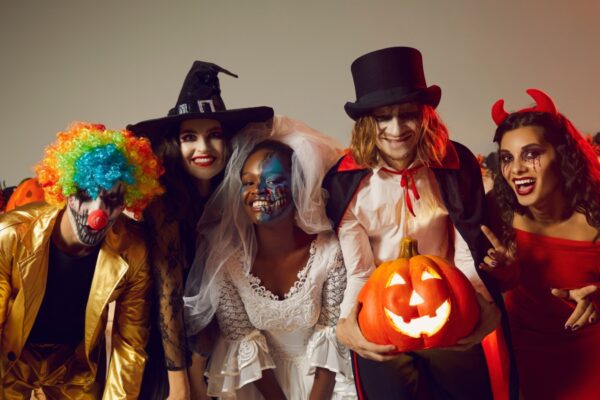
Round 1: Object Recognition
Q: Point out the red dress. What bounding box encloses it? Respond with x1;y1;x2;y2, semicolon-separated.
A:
503;229;600;399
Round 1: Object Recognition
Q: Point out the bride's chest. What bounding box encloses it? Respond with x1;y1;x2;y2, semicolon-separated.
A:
233;265;325;331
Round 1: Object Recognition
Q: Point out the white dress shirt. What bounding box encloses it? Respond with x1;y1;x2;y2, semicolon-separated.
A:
338;162;491;318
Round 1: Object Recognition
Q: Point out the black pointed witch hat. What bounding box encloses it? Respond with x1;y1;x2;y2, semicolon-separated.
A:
128;61;273;140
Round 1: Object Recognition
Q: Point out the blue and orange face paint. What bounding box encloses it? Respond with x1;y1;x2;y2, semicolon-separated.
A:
242;150;293;224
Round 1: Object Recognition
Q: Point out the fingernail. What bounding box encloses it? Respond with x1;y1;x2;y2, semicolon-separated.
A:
490;260;497;267
565;325;571;330
572;325;579;331
479;263;485;269
590;316;597;324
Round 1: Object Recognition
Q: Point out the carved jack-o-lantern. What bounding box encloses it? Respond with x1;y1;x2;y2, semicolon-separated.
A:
358;238;479;352
5;178;45;212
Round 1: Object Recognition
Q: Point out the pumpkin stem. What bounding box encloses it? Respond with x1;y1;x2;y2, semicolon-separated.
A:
399;238;419;258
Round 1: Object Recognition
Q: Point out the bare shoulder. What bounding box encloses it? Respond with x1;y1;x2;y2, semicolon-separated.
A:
515;212;598;242
565;212;599;241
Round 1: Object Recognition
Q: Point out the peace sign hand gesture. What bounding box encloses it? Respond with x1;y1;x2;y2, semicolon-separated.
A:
479;225;515;273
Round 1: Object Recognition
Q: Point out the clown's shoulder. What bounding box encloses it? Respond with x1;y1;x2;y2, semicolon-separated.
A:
0;202;57;235
0;203;58;262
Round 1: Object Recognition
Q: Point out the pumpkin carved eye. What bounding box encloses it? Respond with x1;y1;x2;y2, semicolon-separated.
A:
421;269;442;281
388;273;406;286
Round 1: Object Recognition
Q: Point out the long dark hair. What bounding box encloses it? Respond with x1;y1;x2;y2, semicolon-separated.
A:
492;112;600;246
151;127;228;262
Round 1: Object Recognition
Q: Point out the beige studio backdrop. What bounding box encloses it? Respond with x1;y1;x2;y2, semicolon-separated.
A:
1;0;599;186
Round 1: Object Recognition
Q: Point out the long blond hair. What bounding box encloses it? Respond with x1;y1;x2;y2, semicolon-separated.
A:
349;105;449;168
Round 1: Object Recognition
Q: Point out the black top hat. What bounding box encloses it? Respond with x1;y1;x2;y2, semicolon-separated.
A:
344;47;441;120
128;61;273;141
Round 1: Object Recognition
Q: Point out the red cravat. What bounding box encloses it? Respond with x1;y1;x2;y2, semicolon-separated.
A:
381;166;422;217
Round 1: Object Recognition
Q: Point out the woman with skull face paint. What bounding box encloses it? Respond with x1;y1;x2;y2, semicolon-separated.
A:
183;116;357;399
128;61;273;400
0;122;163;399
481;89;600;400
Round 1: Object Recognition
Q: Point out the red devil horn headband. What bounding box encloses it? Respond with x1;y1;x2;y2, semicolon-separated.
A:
491;88;558;126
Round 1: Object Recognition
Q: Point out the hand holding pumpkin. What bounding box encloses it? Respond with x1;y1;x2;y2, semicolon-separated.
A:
450;292;501;350
336;302;398;362
551;285;599;331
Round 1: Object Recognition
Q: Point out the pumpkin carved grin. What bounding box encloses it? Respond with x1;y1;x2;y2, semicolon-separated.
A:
384;300;451;338
383;270;452;338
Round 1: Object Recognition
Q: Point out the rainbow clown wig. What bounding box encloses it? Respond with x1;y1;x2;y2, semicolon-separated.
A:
35;122;164;218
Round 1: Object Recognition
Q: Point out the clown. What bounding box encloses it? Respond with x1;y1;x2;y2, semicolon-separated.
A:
0;122;163;399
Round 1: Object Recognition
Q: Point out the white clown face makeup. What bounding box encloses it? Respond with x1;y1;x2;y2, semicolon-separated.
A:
499;125;560;208
372;103;421;170
179;118;226;182
241;148;293;225
66;183;126;247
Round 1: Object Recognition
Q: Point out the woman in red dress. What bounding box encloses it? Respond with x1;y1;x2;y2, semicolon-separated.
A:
481;89;600;399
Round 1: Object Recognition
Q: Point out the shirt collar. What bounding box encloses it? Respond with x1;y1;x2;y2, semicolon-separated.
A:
337;141;460;173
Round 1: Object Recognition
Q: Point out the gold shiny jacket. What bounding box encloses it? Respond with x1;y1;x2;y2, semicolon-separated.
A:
0;203;151;399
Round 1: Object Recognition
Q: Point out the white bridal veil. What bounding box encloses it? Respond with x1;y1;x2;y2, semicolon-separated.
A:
183;115;343;335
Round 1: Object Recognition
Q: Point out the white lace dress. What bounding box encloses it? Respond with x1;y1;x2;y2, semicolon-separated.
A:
206;231;357;399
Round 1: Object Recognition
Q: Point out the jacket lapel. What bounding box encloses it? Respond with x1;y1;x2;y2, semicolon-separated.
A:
15;207;59;351
84;224;129;360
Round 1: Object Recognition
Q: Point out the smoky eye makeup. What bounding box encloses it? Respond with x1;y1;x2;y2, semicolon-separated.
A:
520;146;545;162
374;115;392;123
398;111;420;121
102;192;125;208
498;150;514;165
208;129;224;140
178;132;197;143
374;111;420;123
75;188;92;202
266;174;286;185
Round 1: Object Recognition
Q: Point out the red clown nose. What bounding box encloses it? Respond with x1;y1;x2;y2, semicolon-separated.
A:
88;209;109;230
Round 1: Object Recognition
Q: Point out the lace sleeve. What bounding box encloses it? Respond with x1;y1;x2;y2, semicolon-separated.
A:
216;268;257;340
317;246;347;327
146;201;189;370
307;243;354;386
204;267;276;397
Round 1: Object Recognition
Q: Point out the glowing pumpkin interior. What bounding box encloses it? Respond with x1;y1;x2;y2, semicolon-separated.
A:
358;238;479;352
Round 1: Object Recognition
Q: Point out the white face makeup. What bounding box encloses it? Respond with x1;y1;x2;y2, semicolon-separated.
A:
499;125;560;208
179;118;226;182
66;182;126;247
241;148;293;225
372;103;421;170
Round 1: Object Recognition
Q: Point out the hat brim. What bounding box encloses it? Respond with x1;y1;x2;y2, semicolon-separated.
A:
344;85;441;120
127;106;274;142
